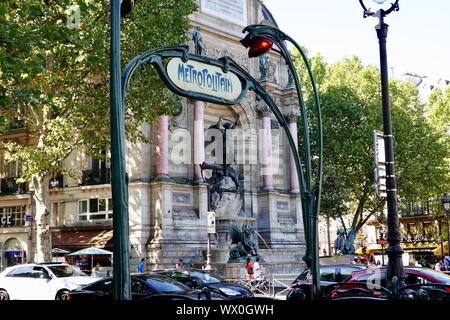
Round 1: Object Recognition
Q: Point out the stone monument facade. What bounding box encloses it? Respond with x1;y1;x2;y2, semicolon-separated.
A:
144;0;306;277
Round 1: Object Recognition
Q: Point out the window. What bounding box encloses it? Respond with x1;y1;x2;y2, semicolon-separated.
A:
8;160;21;178
10;266;33;278
78;198;113;222
0;206;26;227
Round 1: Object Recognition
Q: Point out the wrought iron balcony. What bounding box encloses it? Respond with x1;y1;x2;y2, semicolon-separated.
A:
81;168;111;185
0;178;27;194
49;175;64;189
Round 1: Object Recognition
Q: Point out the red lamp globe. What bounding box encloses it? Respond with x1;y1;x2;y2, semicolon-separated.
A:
248;38;273;58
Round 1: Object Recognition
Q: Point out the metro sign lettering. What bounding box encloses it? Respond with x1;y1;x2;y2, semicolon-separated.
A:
166;57;243;103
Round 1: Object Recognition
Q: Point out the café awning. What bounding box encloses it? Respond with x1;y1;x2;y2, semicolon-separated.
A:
52;228;113;250
433;242;449;256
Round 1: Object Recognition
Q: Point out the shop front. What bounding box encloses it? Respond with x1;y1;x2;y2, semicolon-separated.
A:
0;236;28;270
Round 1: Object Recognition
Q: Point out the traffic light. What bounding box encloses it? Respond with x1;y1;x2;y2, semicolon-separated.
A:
120;0;135;18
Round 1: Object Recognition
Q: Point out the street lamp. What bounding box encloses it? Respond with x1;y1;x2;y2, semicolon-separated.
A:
442;193;450;258
359;0;404;288
379;228;386;266
241;25;323;299
200;161;215;270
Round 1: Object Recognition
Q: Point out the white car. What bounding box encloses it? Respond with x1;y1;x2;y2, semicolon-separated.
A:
0;263;100;300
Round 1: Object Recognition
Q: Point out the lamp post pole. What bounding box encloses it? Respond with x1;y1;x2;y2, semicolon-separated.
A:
359;0;404;288
379;228;385;266
110;0;132;300
443;193;450;259
201;162;214;270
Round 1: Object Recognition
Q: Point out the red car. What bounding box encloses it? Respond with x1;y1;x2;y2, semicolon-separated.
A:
330;267;450;299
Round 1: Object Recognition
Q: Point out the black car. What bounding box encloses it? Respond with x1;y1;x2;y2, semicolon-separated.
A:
286;264;367;300
154;269;253;299
68;273;225;300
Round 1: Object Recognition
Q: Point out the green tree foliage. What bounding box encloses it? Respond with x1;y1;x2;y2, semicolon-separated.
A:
294;52;449;243
0;0;196;261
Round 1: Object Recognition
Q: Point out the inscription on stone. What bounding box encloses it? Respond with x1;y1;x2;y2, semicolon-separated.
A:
277;201;289;210
172;192;191;204
277;212;296;225
201;0;247;26
172;207;199;219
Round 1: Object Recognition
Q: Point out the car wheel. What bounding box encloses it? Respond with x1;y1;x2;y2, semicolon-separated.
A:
0;289;10;300
55;290;70;300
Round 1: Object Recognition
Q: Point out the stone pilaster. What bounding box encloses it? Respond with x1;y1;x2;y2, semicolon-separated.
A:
285;112;300;194
256;104;273;191
155;115;170;181
193;101;205;182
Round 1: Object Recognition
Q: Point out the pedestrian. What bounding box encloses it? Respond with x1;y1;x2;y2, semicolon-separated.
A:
175;258;184;269
435;259;445;272
202;261;211;270
444;255;450;271
91;263;101;277
137;258;145;273
253;257;263;280
245;257;254;280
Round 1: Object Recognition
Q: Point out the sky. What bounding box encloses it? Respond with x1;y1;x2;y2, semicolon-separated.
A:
262;0;450;80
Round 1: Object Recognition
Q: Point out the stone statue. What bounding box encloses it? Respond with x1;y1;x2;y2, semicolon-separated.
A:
228;224;258;261
259;54;269;80
192;26;204;56
334;228;345;254
342;227;356;255
286;68;294;89
334;227;356;255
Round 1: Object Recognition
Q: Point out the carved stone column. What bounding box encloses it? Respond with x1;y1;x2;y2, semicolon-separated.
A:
286;112;300;193
193;100;205;182
257;104;273;190
155;115;170;180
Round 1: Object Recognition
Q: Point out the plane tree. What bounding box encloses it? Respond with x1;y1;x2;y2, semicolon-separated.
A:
0;0;196;262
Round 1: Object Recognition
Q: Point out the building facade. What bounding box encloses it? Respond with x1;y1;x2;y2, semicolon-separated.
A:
0;0;306;276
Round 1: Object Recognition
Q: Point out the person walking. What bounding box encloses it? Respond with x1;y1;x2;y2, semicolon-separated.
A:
444;255;450;271
245;257;254;280
253;257;263;280
175;258;184;269
137;258;145;273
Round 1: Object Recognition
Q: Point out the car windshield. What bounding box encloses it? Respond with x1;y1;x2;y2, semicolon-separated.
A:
416;269;450;284
145;277;191;293
47;265;87;278
187;271;223;284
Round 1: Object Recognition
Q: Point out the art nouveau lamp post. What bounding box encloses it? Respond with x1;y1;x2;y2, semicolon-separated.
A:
110;0;136;300
442;193;450;257
359;0;404;287
241;25;323;299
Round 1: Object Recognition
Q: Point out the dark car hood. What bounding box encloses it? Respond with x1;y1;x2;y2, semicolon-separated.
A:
180;289;226;300
205;282;252;298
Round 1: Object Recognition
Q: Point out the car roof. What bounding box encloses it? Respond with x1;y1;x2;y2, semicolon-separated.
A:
320;264;366;268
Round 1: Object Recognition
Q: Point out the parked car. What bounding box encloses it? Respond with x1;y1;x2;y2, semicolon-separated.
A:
330;267;450;299
153;269;253;299
286;264;367;300
0;263;99;300
69;273;226;300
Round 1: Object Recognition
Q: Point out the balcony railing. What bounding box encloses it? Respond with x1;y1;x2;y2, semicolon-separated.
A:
49;175;64;189
81;168;111;186
0;178;27;194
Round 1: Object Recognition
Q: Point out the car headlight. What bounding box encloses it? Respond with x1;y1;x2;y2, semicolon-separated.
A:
219;287;241;296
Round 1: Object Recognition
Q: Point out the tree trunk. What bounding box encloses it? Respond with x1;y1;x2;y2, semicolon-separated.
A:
33;174;52;263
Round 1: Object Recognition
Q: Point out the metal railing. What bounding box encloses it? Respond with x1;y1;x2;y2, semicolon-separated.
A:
270;274;298;299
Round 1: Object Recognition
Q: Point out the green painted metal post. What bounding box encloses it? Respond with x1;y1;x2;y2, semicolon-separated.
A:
241;25;323;300
110;0;131;300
